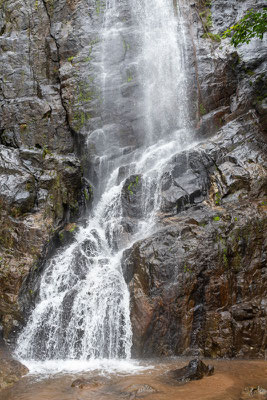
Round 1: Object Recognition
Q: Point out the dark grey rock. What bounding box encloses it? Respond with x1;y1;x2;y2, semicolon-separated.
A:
169;359;214;383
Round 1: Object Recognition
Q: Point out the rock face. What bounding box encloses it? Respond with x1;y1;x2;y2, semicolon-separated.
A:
0;0;266;365
123;113;267;358
168;359;214;383
122;0;267;358
0;0;92;338
0;345;28;390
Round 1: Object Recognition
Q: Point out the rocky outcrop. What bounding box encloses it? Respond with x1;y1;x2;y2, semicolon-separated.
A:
123;110;267;358
0;0;94;338
119;0;267;359
0;0;266;364
168;359;214;383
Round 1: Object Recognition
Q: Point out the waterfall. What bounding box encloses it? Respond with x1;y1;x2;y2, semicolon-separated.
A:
15;0;191;370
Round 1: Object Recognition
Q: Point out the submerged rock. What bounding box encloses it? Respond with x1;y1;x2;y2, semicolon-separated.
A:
71;376;108;389
240;386;267;399
123;384;157;399
168;359;214;383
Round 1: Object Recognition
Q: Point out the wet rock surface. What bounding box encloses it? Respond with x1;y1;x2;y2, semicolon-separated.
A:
71;376;108;389
121;0;267;359
123;111;267;358
0;346;28;390
168;359;214;383
0;0;93;338
122;384;157;399
0;0;266;369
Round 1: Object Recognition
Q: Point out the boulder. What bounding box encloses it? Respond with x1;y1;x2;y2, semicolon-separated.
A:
0;353;28;390
168;359;214;383
240;386;267;400
71;377;108;390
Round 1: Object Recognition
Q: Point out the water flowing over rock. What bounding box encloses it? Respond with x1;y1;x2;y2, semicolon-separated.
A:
0;0;266;380
14;0;192;363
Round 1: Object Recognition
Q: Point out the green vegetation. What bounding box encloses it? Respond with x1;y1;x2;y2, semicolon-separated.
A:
127;72;133;83
215;192;221;205
202;32;221;42
128;176;140;195
198;2;222;43
222;9;267;47
84;188;89;201
199;103;206;116
96;0;105;15
42;145;52;158
69;224;77;233
183;264;192;274
19;123;27;132
213;216;220;222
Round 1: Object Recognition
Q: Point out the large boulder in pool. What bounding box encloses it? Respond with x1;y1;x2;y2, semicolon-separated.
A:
168;359;214;383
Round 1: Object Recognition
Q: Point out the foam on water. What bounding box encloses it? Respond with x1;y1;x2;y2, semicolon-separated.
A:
21;359;153;376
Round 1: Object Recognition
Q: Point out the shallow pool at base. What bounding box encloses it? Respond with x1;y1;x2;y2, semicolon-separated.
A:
1;359;266;400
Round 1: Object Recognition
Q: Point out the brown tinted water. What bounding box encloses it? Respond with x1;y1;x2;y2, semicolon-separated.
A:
1;359;266;400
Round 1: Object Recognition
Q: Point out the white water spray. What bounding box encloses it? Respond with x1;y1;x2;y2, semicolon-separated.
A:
15;0;191;373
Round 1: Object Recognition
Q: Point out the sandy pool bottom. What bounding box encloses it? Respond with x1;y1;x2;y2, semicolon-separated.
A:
0;359;266;400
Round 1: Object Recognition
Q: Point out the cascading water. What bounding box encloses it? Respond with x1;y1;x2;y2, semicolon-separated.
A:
15;0;192;372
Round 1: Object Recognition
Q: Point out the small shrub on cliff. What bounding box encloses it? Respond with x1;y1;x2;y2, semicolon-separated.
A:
222;9;267;47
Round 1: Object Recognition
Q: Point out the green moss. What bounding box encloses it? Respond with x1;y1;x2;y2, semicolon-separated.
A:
68;56;74;62
213;216;220;221
184;264;193;274
127;175;140;196
123;39;130;52
245;69;255;76
73;111;92;131
199;103;206;116
96;0;105;15
69;224;77;233
215;192;221;205
25;182;32;191
42;145;52;158
202;32;221;42
19;123;27;132
84;188;90;201
128;183;133;195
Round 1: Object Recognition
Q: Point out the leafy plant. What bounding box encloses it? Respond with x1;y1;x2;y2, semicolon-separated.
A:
222;9;267;47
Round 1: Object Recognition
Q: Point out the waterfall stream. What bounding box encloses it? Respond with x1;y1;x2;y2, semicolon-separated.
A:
15;0;191;372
